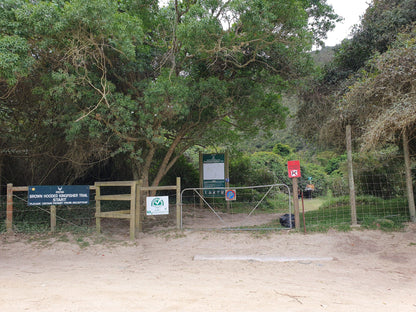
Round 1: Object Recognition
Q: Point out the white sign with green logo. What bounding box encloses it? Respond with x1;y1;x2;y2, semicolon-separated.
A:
146;196;169;215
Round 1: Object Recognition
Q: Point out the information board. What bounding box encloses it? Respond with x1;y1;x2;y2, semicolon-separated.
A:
203;153;226;197
28;185;90;206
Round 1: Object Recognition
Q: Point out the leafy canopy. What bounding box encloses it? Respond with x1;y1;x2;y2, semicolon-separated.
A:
0;0;339;186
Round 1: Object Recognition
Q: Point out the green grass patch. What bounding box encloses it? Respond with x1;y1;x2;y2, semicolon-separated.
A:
303;195;409;232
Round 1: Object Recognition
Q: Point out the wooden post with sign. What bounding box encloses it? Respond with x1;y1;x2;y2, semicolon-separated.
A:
292;178;300;229
287;160;301;229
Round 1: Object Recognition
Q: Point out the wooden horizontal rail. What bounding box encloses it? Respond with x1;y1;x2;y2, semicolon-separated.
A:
140;185;177;191
95;210;131;219
94;181;137;187
12;186;28;192
6;178;181;239
95;194;132;201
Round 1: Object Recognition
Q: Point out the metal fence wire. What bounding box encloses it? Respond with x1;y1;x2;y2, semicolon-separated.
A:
0;170;412;234
1;192;96;233
303;171;410;229
180;184;292;231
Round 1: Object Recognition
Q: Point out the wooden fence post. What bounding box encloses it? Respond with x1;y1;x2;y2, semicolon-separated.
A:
176;177;181;229
346;125;358;226
403;129;416;222
6;183;13;233
136;180;142;233
95;182;101;234
50;205;56;233
293;177;300;229
129;182;136;240
199;151;203;209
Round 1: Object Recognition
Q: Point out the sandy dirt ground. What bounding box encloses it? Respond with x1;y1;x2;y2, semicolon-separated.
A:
1;225;416;312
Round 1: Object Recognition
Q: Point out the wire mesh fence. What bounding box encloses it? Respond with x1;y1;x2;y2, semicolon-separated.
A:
303;171;410;231
0;185;181;235
0;191;96;233
0;170;412;235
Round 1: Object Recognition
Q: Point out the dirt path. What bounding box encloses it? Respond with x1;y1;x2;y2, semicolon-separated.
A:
1;226;416;311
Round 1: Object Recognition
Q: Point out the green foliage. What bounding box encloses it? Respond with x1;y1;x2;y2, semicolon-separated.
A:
265;192;291;212
311;46;335;66
296;0;416;150
322;153;347;175
0;35;33;84
342;26;416;149
229;147;330;198
159;154;199;190
0;0;339;187
334;0;416;72
299;162;329;197
304;195;409;232
229;152;284;186
272;143;293;157
327;172;348;197
352;148;406;198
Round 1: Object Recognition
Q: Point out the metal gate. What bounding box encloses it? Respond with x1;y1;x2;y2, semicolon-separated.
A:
180;184;291;230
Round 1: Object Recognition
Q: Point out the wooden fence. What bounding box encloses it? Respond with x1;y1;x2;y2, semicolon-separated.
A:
5;178;181;240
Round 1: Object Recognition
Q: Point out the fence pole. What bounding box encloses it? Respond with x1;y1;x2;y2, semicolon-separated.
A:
225;151;230;211
176;177;181;229
6;183;13;233
292;177;300;229
346;125;358;226
130;182;136;240
199;151;203;209
301;191;306;234
95;182;101;234
403;129;416;222
136;180;143;233
50;205;56;233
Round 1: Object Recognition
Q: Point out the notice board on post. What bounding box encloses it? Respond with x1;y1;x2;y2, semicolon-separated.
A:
28;185;90;206
201;153;226;198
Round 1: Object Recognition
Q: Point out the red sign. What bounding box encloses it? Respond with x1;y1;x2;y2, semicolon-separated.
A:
287;160;301;178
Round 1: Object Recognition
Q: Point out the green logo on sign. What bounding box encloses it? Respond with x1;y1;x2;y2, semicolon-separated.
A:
151;197;164;207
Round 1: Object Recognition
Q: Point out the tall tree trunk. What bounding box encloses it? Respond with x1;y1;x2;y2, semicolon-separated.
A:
151;129;187;187
132;144;155;188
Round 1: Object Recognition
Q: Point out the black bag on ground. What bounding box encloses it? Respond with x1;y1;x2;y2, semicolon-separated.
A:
279;214;295;228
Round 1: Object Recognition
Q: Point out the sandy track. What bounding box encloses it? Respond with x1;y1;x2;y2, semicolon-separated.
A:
1;226;416;311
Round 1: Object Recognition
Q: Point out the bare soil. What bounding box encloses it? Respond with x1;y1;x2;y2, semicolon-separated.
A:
1;224;416;312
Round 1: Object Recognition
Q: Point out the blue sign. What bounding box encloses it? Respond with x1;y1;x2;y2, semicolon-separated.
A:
28;185;90;206
225;190;236;201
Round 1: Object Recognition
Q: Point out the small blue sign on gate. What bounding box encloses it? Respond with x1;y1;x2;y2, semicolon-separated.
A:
225;189;236;201
28;185;90;206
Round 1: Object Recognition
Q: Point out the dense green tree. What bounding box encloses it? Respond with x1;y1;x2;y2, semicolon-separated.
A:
341;26;416;149
0;0;143;184
0;0;339;186
296;0;416;149
334;0;416;73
